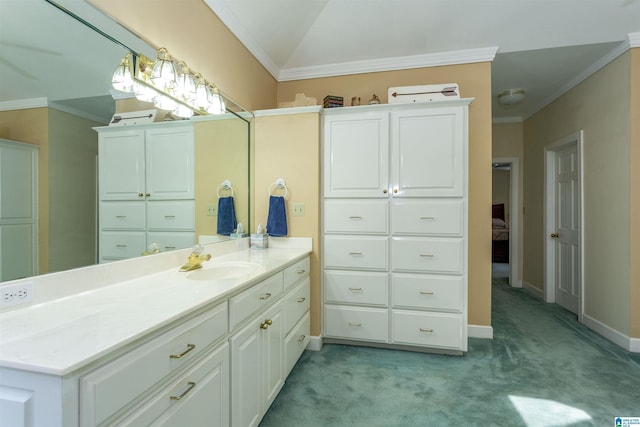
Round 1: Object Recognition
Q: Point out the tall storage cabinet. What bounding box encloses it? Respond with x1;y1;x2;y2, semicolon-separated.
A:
322;99;471;353
96;122;195;262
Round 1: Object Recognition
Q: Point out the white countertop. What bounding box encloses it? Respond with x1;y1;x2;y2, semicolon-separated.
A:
0;243;310;376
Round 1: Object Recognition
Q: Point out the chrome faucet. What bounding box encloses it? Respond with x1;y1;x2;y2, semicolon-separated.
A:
179;245;212;272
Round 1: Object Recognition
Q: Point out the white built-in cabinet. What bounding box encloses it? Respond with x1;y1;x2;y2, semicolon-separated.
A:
0;139;38;282
323;100;471;353
96;123;195;262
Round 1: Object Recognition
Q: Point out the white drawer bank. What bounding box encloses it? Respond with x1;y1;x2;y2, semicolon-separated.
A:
0;238;311;427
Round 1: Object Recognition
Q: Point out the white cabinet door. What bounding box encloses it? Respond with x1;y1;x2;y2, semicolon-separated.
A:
230;300;283;427
391;107;465;197
99;129;145;201
324;111;389;198
145;127;195;200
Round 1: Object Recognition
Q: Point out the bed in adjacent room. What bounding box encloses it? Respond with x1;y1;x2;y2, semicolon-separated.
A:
492;203;509;263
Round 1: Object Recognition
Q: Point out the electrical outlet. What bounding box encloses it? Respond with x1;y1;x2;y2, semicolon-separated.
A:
206;204;218;216
0;282;34;308
292;202;305;217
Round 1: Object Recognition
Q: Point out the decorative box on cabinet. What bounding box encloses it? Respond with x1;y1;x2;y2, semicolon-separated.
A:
322;100;471;354
96;122;196;262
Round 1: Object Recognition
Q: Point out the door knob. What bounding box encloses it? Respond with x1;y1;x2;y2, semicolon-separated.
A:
550;233;559;238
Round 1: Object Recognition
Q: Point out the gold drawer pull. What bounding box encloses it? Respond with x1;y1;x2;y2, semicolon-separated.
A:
296;269;306;274
349;251;363;256
420;328;434;333
348;322;362;327
260;293;272;300
116;244;127;248
138;193;144;197
298;334;306;342
348;287;363;292
164;246;176;249
115;215;127;219
420;216;435;220
349;216;363;220
420;291;435;295
170;381;196;401
164;215;176;219
420;253;435;258
145;193;151;197
297;297;306;303
260;319;273;329
170;344;196;359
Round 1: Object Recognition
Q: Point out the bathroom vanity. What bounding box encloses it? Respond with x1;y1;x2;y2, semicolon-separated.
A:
0;238;311;427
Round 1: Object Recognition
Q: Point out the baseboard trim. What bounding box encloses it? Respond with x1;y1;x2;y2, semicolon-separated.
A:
582;314;639;353
510;279;523;288
306;335;323;351
468;324;493;339
522;280;544;300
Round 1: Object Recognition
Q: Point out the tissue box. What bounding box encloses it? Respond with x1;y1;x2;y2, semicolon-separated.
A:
250;233;268;249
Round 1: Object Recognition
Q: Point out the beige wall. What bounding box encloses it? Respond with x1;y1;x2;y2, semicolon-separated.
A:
90;0;278;112
524;52;632;335
492;121;525;282
278;63;493;327
0;108;50;274
630;47;640;338
254;112;321;334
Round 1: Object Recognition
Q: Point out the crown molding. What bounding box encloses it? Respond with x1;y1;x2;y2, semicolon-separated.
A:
278;47;499;82
629;32;640;48
492;116;523;124
48;101;110;124
0;98;48;111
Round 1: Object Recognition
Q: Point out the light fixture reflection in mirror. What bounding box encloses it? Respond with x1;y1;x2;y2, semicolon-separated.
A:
112;48;225;119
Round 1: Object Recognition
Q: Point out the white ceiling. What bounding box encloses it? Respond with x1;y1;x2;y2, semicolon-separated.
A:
1;0;639;122
203;0;640;120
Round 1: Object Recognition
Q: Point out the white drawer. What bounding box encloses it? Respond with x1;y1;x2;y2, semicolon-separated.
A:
99;231;146;258
284;312;310;376
147;201;195;231
284;278;310;334
392;274;463;312
324;199;388;234
146;231;195;252
391;199;463;236
324;236;388;271
324;270;388;306
100;202;146;230
391;237;463;274
80;303;228;426
392;310;463;350
113;342;229;427
229;272;283;330
283;256;310;291
324;305;388;343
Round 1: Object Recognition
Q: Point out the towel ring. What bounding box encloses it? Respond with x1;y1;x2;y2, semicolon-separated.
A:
217;180;234;198
268;178;288;198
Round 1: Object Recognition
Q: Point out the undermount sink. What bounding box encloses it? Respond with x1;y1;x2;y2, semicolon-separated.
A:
186;262;260;281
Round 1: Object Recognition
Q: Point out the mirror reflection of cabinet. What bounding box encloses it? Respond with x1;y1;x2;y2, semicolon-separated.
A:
0;140;38;281
97;123;196;262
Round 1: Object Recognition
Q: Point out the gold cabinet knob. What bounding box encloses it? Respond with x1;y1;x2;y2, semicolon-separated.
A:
383;189;388;194
145;193;151;197
393;188;398;194
260;319;273;329
551;233;559;238
138;193;144;197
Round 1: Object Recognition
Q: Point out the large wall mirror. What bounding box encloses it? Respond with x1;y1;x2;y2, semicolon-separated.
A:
0;0;251;282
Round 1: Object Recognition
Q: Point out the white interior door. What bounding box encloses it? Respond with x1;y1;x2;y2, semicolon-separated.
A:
545;133;582;317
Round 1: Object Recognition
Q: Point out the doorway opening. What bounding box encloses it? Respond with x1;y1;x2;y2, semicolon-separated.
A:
491;157;520;287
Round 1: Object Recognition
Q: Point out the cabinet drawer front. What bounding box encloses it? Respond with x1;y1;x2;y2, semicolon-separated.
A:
284;278;310;334
391;199;463;236
324;270;388;306
146;231;195;252
284;312;310;376
324;200;388;234
80;303;228;426
229;272;284;330
147;201;195;231
392;310;462;349
99;232;146;258
392;274;463;312
114;342;229;427
391;237;463;274
324;236;388;270
283;256;310;291
324;305;388;342
100;202;146;230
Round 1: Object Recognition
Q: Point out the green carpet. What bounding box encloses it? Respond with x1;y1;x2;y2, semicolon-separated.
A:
260;278;640;426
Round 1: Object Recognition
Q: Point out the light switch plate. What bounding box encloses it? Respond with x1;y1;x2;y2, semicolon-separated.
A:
292;202;305;217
